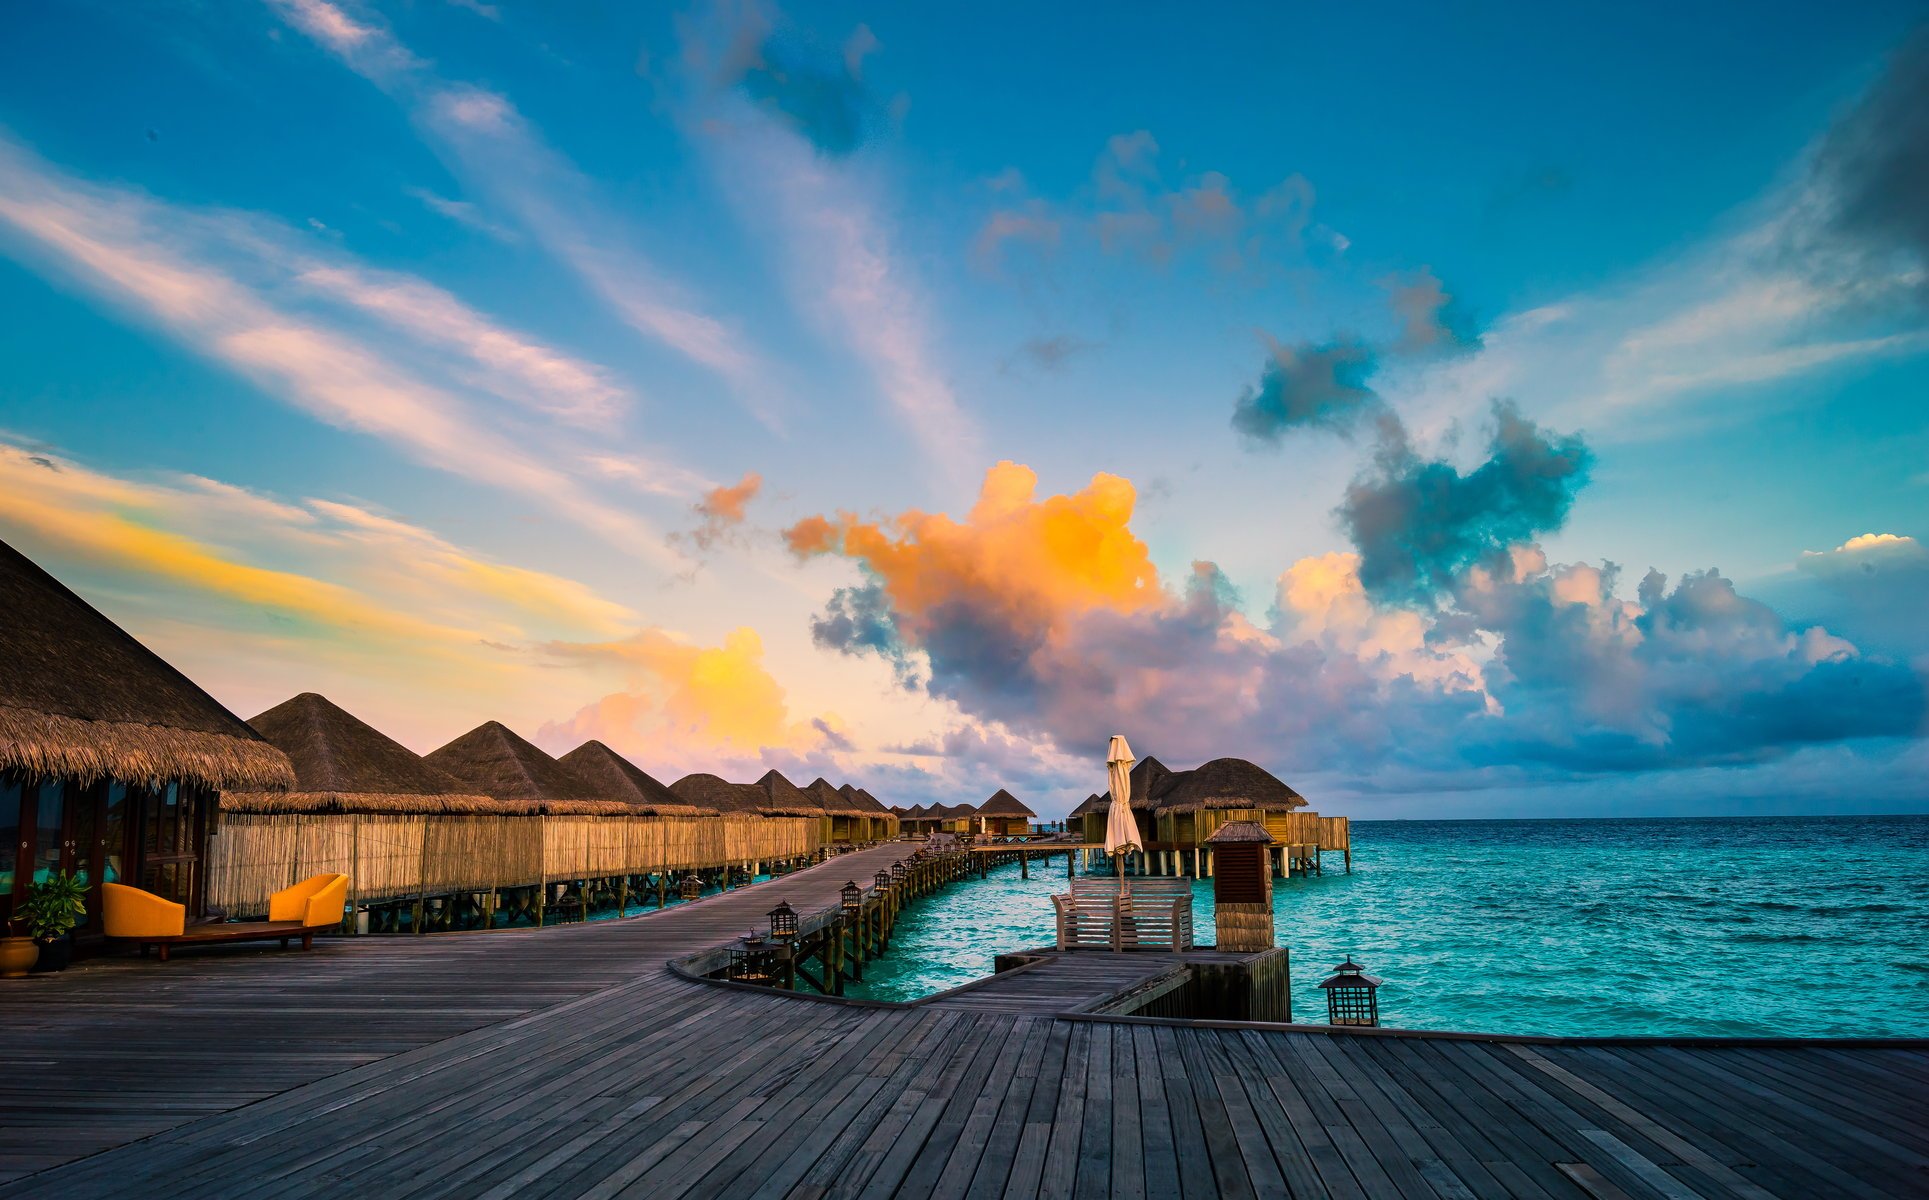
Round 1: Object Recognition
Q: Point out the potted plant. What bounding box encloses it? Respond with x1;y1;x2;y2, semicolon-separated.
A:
0;920;35;979
20;870;86;973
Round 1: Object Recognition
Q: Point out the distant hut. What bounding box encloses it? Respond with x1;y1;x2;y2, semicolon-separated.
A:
1066;793;1107;842
424;723;626;814
556;742;708;816
0;539;293;935
229;693;495;815
975;789;1036;837
851;786;896;841
670;773;755;814
806;777;872;843
935;802;978;836
1151;757;1311;874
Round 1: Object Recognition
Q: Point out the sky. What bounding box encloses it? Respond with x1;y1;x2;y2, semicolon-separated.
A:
1;1;1925;820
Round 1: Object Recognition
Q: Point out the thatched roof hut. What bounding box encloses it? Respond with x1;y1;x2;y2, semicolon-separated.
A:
0;539;292;792
742;769;824;817
669;773;759;814
1126;755;1178;813
1068;793;1107;819
423;722;630;815
226;692;493;814
978;788;1036;819
805;776;868;817
1152;758;1307;814
557;741;708;816
852;786;891;814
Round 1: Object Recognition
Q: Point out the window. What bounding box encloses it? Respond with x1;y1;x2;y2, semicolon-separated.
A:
0;775;19;902
101;782;126;884
31;778;64;886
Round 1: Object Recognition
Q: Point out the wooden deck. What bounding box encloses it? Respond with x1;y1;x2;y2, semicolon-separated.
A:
0;842;1921;1198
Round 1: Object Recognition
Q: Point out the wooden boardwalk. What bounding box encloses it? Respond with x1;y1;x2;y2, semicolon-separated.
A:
0;843;1922;1198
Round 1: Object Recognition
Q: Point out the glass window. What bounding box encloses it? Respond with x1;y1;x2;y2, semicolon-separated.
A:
71;782;96;890
32;778;64;885
101;782;126;884
0;776;19;900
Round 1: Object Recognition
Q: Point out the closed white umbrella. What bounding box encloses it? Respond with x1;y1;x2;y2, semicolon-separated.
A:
1104;735;1140;890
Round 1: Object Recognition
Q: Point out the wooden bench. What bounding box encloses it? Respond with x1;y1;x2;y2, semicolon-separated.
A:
132;921;333;962
1054;877;1194;951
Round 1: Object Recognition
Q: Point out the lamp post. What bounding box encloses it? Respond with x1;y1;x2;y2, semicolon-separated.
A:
679;874;702;902
841;880;862;915
1318;958;1383;1027
873;869;891;894
891;860;907;886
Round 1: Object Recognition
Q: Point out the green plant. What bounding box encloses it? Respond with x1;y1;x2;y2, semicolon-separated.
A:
19;871;86;941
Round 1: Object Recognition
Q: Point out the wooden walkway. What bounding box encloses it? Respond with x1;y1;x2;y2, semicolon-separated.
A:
0;843;1922;1198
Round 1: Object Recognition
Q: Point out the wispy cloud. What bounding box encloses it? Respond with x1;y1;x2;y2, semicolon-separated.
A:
0;131;673;561
267;0;781;429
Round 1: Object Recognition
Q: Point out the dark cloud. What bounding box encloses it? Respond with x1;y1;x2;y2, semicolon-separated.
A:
809;716;855;753
724;26;878;156
1810;29;1929;285
1230;337;1379;445
1007;334;1100;374
809;579;919;685
1339;403;1592;602
1384;267;1481;353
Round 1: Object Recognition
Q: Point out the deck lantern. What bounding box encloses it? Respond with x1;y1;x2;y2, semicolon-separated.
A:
841;880;863;914
891;860;908;884
767;899;799;941
1318;958;1383;1027
873;869;892;893
679;874;703;902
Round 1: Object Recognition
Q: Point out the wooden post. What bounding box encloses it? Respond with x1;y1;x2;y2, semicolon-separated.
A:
1020;852;1029;880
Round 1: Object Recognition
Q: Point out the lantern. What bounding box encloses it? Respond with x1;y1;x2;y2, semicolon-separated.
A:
768;899;798;940
1318;958;1383;1027
679;874;702;902
891;860;907;884
874;869;892;893
841;880;862;914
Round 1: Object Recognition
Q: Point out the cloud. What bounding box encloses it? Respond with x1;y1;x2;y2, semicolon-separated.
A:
402;185;516;242
268;0;779;427
785;461;1914;792
1338;403;1592;603
0;439;640;667
719;18;879;156
1005;334;1099;374
1775;532;1929;657
1231;337;1379;444
1803;29;1929;296
977;131;1331;280
0;132;670;561
536;625;850;775
1383;266;1480;353
684;470;762;549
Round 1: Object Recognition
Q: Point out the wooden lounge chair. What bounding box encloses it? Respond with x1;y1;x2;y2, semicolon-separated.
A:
104;874;349;961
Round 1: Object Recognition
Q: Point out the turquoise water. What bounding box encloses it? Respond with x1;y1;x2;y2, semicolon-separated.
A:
848;816;1929;1038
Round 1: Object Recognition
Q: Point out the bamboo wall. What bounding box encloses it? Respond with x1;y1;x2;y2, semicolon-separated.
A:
207;812;832;917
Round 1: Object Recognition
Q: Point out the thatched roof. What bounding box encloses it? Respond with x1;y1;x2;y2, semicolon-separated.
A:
852;786;891;814
745;769;826;817
803;776;868;817
1205;819;1275;844
1153;758;1307;814
423;722;631;815
670;773;759;814
1068;793;1108;817
224;693;492;814
0;539;294;793
1124;755;1178;812
557;742;708;816
978;788;1036;818
937;802;978;819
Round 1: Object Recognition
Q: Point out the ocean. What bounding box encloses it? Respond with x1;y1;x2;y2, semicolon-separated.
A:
844;814;1929;1038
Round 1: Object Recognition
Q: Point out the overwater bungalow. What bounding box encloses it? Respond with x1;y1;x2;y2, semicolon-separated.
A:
557;741;709;817
805;777;873;844
0;540;294;943
1114;754;1349;876
851;786;897;842
975;789;1036;837
1065;793;1105;842
933;802;978;836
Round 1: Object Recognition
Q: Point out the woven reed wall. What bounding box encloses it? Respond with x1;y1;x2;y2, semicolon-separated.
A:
207;812;830;915
1213;902;1276;953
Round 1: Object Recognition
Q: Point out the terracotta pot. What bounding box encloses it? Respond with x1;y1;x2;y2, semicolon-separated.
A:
0;937;40;979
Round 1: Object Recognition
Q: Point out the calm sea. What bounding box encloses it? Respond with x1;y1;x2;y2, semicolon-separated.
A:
846;815;1929;1038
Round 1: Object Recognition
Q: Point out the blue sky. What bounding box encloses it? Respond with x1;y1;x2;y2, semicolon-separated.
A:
0;1;1924;818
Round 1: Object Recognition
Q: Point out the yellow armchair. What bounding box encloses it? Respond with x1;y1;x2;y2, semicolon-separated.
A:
269;873;349;927
102;882;186;938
